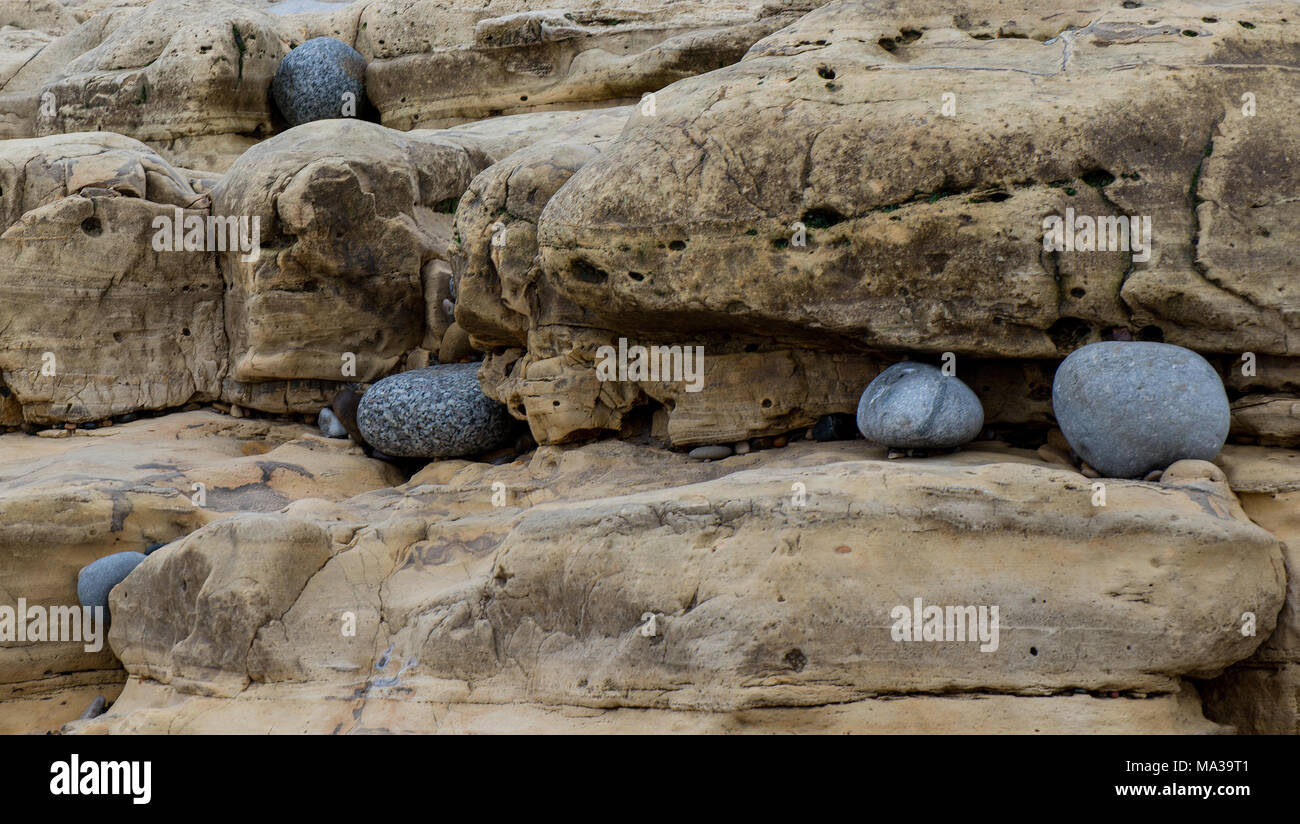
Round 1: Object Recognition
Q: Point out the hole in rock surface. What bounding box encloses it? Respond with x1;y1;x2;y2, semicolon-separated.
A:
571;259;609;284
1047;317;1092;350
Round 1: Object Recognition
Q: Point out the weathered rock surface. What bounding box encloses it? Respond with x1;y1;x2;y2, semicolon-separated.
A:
0;111;636;424
361;0;821;130
1202;446;1300;733
0;410;401;730
1231;395;1300;447
0;0;814;170
539;0;1300;359
54;437;1283;733
0;133;222;424
453;0;1300;446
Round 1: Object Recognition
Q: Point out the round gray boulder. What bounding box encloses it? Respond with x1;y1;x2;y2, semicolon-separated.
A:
77;551;146;621
856;362;984;448
1052;341;1230;478
271;37;366;127
357;364;515;459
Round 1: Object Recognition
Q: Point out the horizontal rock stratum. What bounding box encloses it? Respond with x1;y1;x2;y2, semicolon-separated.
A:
59;440;1283;732
1;0;1298;736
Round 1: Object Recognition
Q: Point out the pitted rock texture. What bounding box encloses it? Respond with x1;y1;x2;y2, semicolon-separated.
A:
70;438;1287;733
0;133;221;424
536;0;1300;359
0;0;812;170
357;364;515;458
454;0;1300;446
0;111;632;424
0;410;401;729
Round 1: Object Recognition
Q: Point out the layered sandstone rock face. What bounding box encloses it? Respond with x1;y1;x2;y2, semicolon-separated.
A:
68;441;1281;733
0;0;1297;736
458;0;1300;446
0;0;813;170
0;411;400;728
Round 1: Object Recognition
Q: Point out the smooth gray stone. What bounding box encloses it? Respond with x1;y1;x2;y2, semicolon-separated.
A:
317;406;349;439
1052;341;1230;478
357;364;515;459
856;362;984;448
688;445;733;461
79;695;107;720
76;552;146;622
272;37;366;127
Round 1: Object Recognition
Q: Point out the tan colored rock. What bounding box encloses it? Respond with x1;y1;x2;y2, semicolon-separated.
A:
93;442;1281;733
34;1;286;164
1226;354;1300;395
0;4;151;139
0;133;221;424
0;410;402;732
535;0;1300;365
1203;445;1300;733
1231;394;1300;446
1198;664;1300;735
0;1;80;35
212;119;488;388
75;677;1224;734
361;0;818;129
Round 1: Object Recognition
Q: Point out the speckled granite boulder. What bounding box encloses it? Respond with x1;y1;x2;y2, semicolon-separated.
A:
271;37;366;128
1052;342;1230;478
357;364;515;459
77;552;146;622
856;362;984;449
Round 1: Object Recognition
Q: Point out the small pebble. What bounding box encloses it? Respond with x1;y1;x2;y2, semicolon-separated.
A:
1080;462;1101;478
78;695;107;720
64;422;76;430
688;445;733;461
230;404;245;418
733;441;751;455
1036;444;1072;466
1143;469;1164;482
1046;428;1071;454
772;435;788;448
317;407;349;439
